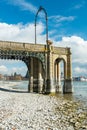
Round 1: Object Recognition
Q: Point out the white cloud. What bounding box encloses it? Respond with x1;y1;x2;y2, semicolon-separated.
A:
0;65;8;73
68;1;86;12
74;67;87;75
0;60;27;76
73;1;85;10
11;66;27;76
55;35;87;64
74;4;83;9
0;22;46;76
0;22;46;44
0;64;27;76
0;22;87;76
49;15;75;23
6;0;37;13
48;15;75;29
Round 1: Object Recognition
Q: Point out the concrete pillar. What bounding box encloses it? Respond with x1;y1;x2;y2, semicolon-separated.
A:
46;51;51;93
38;61;43;93
55;63;57;81
63;54;72;93
57;63;62;92
28;57;33;92
64;61;67;80
54;63;57;92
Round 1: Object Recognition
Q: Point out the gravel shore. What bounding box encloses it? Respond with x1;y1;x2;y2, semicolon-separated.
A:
0;87;87;130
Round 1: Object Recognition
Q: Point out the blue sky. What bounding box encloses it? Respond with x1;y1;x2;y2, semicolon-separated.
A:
0;0;87;77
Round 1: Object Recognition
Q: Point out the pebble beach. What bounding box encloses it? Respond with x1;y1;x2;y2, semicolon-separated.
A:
0;86;87;130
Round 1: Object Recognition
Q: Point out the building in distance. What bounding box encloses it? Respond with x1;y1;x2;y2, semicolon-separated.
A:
73;76;87;81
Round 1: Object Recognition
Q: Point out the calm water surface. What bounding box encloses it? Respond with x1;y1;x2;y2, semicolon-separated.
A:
59;81;87;106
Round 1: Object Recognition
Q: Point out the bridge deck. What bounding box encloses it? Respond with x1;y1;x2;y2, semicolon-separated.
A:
0;40;71;55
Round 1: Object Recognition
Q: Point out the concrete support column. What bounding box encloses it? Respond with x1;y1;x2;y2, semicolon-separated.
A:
54;63;57;91
64;62;67;80
57;63;62;92
28;58;33;92
46;51;51;93
55;63;57;81
46;45;55;93
38;61;43;93
63;54;72;93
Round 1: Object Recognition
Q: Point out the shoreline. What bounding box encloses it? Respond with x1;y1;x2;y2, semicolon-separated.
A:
0;87;87;130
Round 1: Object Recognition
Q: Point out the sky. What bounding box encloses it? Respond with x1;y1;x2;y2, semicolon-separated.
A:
0;0;87;77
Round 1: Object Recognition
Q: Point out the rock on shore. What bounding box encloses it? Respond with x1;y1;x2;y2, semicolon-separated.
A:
0;90;87;130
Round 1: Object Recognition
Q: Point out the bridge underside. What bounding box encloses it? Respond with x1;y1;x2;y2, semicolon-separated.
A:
0;41;73;94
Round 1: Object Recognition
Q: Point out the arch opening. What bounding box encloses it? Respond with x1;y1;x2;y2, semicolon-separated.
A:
0;59;28;92
0;51;46;93
54;58;66;93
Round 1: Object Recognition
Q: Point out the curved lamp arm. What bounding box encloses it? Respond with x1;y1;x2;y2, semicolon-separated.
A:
35;6;48;45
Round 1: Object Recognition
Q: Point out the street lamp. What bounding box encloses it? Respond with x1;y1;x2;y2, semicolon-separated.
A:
35;6;48;45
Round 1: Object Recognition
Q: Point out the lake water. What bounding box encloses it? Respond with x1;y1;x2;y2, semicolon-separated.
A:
58;81;87;107
73;81;87;98
72;81;87;106
0;80;87;105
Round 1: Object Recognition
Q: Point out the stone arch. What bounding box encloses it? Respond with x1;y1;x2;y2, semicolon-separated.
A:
0;49;46;73
0;59;28;92
0;49;46;93
54;57;67;93
21;52;46;72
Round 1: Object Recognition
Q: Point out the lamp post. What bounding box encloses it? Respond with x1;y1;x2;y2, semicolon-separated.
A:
35;6;48;45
